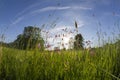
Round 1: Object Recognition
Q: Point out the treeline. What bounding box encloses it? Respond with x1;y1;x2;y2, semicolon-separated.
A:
1;25;120;51
0;26;44;50
0;25;85;50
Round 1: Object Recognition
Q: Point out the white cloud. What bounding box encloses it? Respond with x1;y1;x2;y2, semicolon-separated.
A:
15;3;43;18
10;3;42;25
11;4;92;25
40;6;71;12
12;16;24;25
32;6;70;13
71;20;84;28
31;6;92;14
72;6;92;10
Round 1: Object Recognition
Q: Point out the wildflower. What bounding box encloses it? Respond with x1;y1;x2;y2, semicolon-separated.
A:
46;44;51;48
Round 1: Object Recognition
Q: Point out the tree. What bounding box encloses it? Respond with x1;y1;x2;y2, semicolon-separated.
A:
74;33;84;50
14;26;44;50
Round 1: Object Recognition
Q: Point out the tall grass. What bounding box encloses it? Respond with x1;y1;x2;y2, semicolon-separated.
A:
0;43;120;80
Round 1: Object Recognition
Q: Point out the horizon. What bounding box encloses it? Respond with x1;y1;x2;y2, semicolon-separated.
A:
0;0;120;49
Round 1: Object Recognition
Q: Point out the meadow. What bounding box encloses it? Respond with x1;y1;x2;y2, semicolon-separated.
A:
1;0;120;79
0;42;120;80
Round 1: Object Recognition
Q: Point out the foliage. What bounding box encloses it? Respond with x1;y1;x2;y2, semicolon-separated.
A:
13;26;44;50
0;44;120;80
74;33;84;50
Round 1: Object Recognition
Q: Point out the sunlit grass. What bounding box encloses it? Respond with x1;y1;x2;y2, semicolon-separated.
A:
0;44;120;80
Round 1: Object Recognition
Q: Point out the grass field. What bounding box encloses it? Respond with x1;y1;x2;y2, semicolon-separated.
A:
0;43;120;80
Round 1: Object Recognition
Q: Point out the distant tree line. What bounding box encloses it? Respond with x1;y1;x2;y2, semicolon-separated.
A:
0;25;85;50
1;26;44;50
2;25;120;51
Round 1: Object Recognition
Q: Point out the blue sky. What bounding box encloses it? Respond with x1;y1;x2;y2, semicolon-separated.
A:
0;0;120;48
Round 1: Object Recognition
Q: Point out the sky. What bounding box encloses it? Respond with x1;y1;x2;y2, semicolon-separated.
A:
0;0;120;49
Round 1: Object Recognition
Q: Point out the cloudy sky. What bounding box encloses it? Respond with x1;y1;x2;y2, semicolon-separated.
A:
0;0;120;49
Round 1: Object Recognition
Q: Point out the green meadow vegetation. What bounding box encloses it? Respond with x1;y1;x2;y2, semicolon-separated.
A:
0;39;120;80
